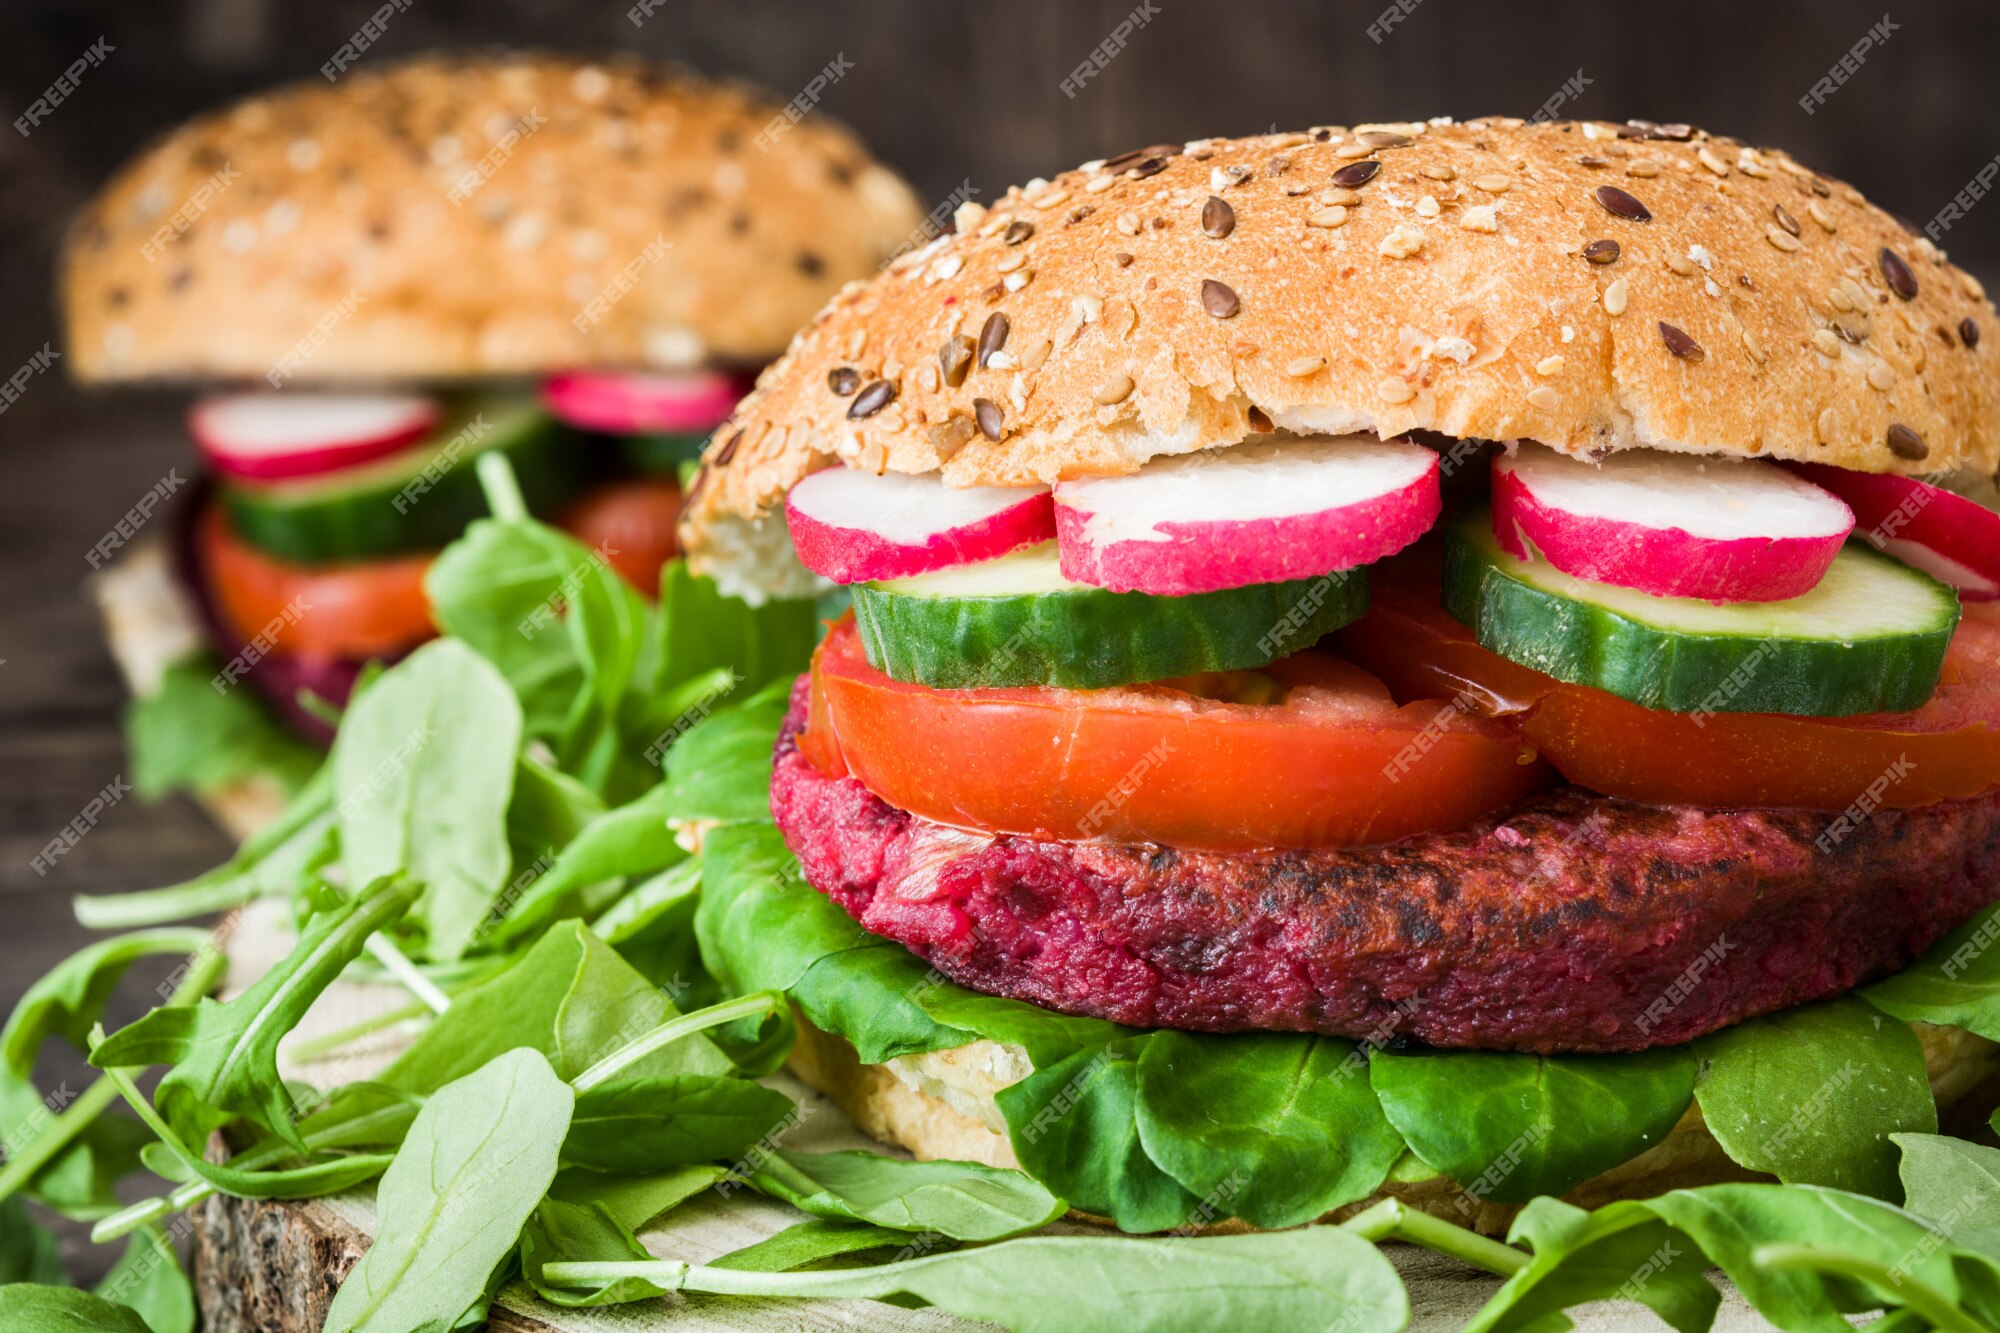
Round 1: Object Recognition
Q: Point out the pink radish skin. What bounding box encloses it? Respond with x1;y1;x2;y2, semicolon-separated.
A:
786;468;1056;584
191;393;439;481
1787;462;2000;601
1492;444;1855;603
541;370;743;435
1052;435;1441;596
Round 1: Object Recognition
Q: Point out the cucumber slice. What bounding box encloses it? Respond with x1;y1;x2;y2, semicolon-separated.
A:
1443;509;1959;715
219;398;585;563
851;543;1368;689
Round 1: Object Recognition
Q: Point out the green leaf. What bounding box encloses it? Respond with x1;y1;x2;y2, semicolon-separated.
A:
518;1197;656;1309
540;1227;1411;1332
324;1048;574;1333
333;640;522;961
1368;1045;1696;1205
1694;997;1935;1198
750;1149;1065;1240
591;861;705;994
1895;1132;2000;1256
656;560;817;699
18;1107;152;1221
3;929;213;1077
0;1196;67;1286
0;1284;155;1332
546;1163;723;1232
661;681;796;825
1865;900;2000;1040
92;1226;194;1333
708;1218;919;1272
696;821;1116;1066
563;1074;794;1171
489;784;686;947
996;1037;1199;1234
426;517;589;737
91;877;420;1152
1133;1030;1404;1229
128;653;320;801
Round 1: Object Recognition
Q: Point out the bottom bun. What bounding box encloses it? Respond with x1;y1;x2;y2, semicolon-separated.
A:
788;1008;2000;1236
93;542;289;842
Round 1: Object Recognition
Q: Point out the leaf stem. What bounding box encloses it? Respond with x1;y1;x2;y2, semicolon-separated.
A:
73;874;279;930
1339;1198;1529;1277
571;990;784;1093
362;934;451;1015
476;451;529;523
0;1075;122;1204
1752;1244;1989;1333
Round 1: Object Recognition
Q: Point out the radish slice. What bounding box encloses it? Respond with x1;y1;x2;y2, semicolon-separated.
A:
541;370;742;436
1492;444;1855;603
190;392;440;481
786;468;1056;584
1052;434;1441;596
1787;462;2000;601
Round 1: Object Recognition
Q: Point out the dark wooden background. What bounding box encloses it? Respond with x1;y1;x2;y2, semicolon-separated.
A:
3;0;1997;1282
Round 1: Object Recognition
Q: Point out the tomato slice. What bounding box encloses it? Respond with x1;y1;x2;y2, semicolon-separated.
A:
801;616;1552;852
197;504;435;659
555;476;681;595
1340;551;2000;810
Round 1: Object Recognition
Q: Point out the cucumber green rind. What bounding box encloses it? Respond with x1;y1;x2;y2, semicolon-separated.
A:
220;400;588;563
1443;510;1959;716
851;566;1368;690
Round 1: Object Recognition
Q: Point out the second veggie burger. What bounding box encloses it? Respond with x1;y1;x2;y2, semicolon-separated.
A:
682;117;2000;1230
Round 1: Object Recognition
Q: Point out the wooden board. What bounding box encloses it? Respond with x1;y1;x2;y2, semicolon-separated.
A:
189;901;1786;1331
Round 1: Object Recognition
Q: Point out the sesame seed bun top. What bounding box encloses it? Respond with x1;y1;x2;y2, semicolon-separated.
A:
680;116;1998;600
61;51;924;383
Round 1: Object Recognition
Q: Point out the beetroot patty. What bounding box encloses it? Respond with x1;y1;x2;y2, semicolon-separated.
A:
773;680;2000;1052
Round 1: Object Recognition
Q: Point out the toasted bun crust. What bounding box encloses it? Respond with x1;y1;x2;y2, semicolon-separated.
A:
683;118;1999;596
63;51;923;383
789;1011;2000;1237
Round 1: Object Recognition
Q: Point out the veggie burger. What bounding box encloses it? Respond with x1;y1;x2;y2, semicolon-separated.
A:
681;118;2000;1232
68;51;919;823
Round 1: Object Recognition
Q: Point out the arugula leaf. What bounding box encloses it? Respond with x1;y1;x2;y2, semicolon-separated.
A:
996;1037;1199;1234
546;1163;724;1232
1694;997;1935;1198
91;876;420;1152
92;1226;194;1333
426;516;589;737
323;1048;574;1333
1895;1132;2000;1257
1133;1030;1404;1229
656;560;818;699
538;1227;1411;1331
1866;900;2000;1041
708;1217;920;1272
128;653;320;801
0;1284;155;1332
0;1195;66;1286
333;640;522;961
1368;1045;1696;1205
17;1106;152;1221
562;1074;794;1171
2;929;213;1076
489;784;686;947
749;1149;1065;1240
591;861;705;993
662;681;796;825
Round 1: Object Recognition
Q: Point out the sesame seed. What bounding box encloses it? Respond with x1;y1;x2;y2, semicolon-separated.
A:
1319;187;1362;206
1421;164;1456;181
1031;188;1070;210
1866;364;1896;391
1334;143;1372;160
1765;226;1802;253
1625;159;1661;178
1583;239;1621;265
1841;277;1870;310
1003;269;1032;292
1415;195;1441;218
1200;279;1240;318
1308;205;1349;228
1085;173;1116;193
1664;252;1696;276
1460;205;1499;233
1379;226;1425;259
1379;378;1415;404
996;251;1026;274
1741;328;1768;364
1472;173;1512;193
1285;355;1326;377
1817;407;1840;443
1094;374;1135;405
1115;212;1141;236
932;254;964;280
973;398;1006;441
1696;145;1729;177
1812;329;1843;358
1887;423;1929;460
1536;355;1566;375
985;350;1019;370
1527;386;1560;410
1830;286;1855;313
1602;277;1628;316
